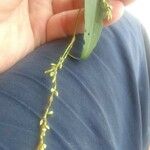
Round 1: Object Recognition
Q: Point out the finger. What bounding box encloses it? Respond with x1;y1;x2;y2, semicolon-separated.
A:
103;0;124;26
46;9;84;41
52;0;84;14
121;0;135;6
47;0;125;41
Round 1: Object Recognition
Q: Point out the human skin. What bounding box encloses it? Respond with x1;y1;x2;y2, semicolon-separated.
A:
0;0;134;73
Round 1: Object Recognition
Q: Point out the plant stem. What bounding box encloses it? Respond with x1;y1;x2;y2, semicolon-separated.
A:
36;9;81;150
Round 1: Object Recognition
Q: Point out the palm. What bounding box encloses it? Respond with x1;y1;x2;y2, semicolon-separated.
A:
0;0;83;72
28;0;53;45
0;0;51;72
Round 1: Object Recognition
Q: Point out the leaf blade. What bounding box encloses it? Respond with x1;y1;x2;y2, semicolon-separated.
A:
81;0;104;59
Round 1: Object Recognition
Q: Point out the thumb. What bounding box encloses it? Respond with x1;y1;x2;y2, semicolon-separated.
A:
46;9;84;42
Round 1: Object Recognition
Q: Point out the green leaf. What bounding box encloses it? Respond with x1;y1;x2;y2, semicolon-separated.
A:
81;0;104;59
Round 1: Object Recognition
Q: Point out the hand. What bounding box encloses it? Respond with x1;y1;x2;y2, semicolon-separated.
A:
0;0;134;73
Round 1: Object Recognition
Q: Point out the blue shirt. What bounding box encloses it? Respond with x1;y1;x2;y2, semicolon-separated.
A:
0;12;149;150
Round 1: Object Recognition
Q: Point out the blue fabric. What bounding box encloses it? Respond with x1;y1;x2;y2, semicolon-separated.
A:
0;12;149;150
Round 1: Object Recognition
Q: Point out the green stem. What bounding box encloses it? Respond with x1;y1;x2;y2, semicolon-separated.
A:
36;9;81;150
